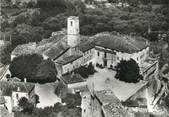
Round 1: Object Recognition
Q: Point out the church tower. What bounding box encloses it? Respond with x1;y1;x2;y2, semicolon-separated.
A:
67;16;80;48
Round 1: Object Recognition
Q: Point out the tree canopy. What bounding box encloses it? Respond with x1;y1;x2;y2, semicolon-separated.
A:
115;59;143;83
9;54;57;83
62;93;81;108
18;97;34;114
15;102;81;117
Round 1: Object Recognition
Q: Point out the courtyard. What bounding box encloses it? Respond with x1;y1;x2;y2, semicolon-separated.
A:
87;68;147;101
35;83;61;108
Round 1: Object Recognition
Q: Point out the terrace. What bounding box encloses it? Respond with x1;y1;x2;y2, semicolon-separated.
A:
87;68;148;101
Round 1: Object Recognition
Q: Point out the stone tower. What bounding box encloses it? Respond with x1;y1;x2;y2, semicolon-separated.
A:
67;16;80;48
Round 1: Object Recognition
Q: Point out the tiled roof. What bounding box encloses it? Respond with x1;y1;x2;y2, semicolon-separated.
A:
103;103;128;117
93;32;149;54
37;33;70;60
56;55;82;65
11;30;69;60
11;42;36;56
0;81;35;96
62;73;85;84
95;90;129;117
42;41;69;60
78;41;94;53
95;90;120;105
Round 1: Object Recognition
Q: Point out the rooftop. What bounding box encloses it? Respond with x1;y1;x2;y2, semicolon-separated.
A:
37;31;70;60
94;90;120;105
78;41;94;53
93;32;149;54
56;54;82;65
41;41;69;60
0;81;35;96
11;30;70;60
94;90;128;117
11;42;36;56
103;103;128;117
62;73;85;84
68;16;79;20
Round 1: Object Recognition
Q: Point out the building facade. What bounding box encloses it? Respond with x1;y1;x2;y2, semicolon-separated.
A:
0;81;35;113
53;16;159;78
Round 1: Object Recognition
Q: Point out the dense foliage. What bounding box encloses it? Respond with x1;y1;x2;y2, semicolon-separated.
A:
62;93;81;108
115;59;143;83
15;97;81;117
74;62;95;78
9;54;58;83
18;97;34;114
1;0;169;65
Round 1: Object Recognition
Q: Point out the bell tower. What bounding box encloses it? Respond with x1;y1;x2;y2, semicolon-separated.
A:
67;16;80;48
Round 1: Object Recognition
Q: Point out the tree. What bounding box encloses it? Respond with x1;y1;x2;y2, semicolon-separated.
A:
0;44;14;65
43;17;62;31
12;24;44;44
36;59;58;83
115;59;143;83
55;80;67;98
62;93;81;108
9;54;58;83
18;97;34;114
32;94;40;107
87;62;95;75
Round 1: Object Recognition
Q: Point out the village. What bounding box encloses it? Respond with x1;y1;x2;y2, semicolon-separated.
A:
1;0;169;117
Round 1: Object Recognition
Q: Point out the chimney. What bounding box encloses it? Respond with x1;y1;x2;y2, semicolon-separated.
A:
24;78;27;83
17;87;21;92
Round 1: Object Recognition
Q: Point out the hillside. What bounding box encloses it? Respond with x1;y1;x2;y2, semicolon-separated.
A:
0;0;169;65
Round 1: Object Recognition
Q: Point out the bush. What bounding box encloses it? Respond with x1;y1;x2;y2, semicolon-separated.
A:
74;63;96;78
9;54;57;83
115;59;143;83
18;97;34;114
96;63;104;69
62;93;81;108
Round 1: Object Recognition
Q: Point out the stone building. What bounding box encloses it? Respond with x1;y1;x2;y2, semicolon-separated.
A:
0;81;35;113
10;16;159;79
90;90;131;117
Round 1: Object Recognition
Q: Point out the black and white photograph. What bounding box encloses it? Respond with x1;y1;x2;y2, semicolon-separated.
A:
0;0;169;117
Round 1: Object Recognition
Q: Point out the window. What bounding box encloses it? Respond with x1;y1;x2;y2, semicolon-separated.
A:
137;57;139;61
70;21;73;26
16;94;19;99
104;52;107;58
97;52;100;56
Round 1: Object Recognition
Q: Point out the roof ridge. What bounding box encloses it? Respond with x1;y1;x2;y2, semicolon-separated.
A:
23;83;29;93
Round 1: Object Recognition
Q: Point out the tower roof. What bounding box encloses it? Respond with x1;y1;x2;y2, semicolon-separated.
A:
68;16;79;20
